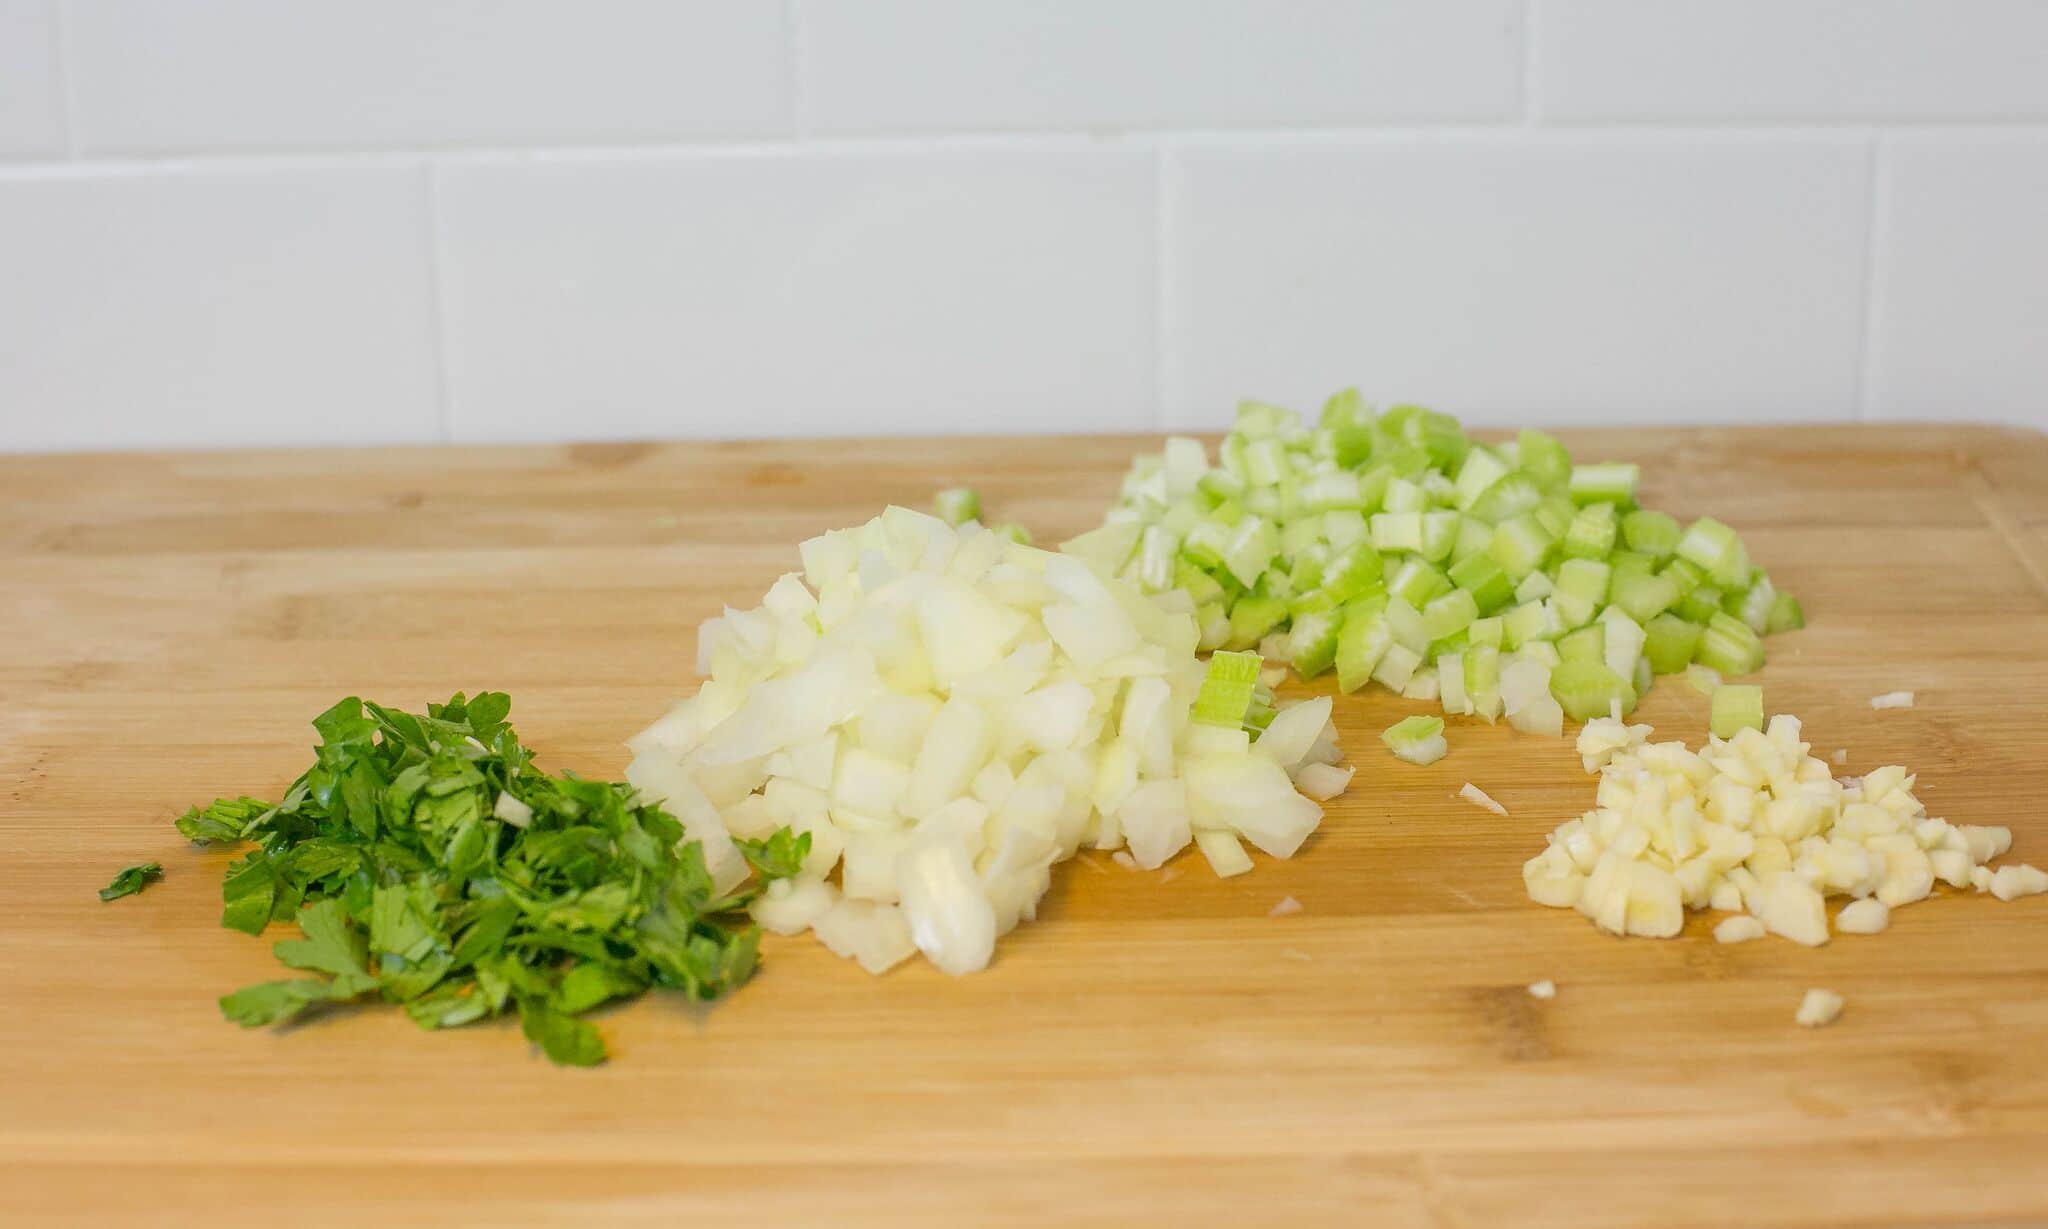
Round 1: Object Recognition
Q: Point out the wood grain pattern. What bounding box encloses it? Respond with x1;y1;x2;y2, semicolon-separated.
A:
4;425;2047;1228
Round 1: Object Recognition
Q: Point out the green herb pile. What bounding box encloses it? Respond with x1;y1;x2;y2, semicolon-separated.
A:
176;692;806;1066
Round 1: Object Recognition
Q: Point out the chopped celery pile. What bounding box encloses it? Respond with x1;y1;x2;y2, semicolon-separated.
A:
1100;392;1801;727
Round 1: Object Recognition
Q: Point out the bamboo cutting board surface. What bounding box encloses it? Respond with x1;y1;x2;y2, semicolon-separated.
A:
4;425;2048;1228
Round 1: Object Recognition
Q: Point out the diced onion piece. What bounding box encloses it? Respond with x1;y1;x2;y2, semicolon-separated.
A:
1504;694;1564;738
752;878;837;935
1293;762;1354;801
841;828;911;903
902;699;994;819
1527;979;1557;999
1186;754;1321;858
1458;783;1507;817
811;899;917;975
1869;690;1915;710
1253;696;1333;770
1195;829;1254;878
897;839;998;976
1118;779;1192;870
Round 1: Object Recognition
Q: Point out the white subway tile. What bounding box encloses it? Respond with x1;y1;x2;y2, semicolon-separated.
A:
1538;0;2048;121
0;166;440;451
1164;139;1870;427
436;149;1156;442
801;0;1520;132
1869;137;2048;427
67;0;789;153
0;0;63;156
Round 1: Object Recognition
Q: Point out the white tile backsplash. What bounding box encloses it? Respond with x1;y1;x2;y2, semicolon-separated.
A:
1869;136;2048;426
65;0;790;153
1539;0;2048;122
436;149;1157;441
0;0;64;157
800;0;1521;132
0;3;2043;451
0;165;442;451
1165;138;1872;428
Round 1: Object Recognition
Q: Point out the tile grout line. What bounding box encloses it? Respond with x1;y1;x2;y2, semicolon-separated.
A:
419;161;458;444
1853;134;1891;422
15;123;2048;177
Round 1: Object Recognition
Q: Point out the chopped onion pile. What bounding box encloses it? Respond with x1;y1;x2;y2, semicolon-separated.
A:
1524;713;2045;944
1102;394;1802;729
625;508;1351;977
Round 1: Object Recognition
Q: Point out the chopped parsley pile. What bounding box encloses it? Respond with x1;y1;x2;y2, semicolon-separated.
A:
175;692;806;1066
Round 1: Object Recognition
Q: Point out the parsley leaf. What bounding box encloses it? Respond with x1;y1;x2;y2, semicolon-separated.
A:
220;850;280;934
272;898;370;980
220;975;374;1027
518;998;608;1067
175;797;272;845
98;861;162;902
179;692;795;1066
737;828;813;883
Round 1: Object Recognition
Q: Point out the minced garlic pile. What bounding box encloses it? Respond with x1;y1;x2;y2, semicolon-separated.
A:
1525;715;2047;944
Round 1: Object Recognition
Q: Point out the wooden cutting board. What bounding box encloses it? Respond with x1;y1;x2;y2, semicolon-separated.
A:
4;425;2047;1228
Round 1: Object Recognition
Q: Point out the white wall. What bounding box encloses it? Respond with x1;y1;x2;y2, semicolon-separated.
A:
2;1;2045;452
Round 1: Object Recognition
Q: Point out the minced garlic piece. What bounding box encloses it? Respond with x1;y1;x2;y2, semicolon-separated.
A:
1713;915;1765;944
1796;988;1844;1028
